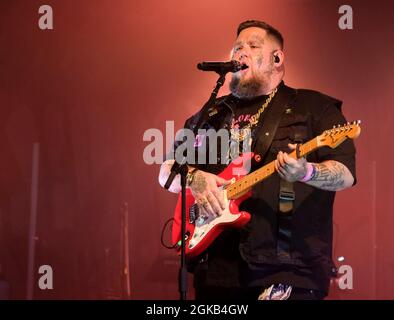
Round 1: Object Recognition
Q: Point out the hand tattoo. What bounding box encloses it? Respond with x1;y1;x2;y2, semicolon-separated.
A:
190;171;207;193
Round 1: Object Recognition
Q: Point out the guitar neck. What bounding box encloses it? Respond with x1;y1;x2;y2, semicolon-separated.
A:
226;137;319;199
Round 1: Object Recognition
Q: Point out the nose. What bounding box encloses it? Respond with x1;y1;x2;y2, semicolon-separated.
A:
233;50;245;61
236;47;249;60
237;52;249;65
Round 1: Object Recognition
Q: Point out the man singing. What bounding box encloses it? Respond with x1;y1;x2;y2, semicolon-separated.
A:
159;20;356;300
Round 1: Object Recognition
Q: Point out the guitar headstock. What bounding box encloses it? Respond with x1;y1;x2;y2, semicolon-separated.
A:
317;120;361;148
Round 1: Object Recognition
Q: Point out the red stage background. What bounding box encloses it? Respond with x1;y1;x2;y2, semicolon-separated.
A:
0;0;393;299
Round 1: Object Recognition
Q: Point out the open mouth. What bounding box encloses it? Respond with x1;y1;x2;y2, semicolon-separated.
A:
239;65;250;74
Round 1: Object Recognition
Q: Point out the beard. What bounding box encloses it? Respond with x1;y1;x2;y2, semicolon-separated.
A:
230;59;275;99
229;75;263;100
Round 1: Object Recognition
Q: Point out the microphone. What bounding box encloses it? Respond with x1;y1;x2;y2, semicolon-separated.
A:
197;60;248;74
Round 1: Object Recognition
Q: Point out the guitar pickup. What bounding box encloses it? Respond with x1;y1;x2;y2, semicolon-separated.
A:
189;203;199;224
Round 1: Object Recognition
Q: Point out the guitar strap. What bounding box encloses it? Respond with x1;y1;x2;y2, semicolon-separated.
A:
251;82;298;260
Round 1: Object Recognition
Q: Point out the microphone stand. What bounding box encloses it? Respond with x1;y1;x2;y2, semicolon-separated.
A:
164;72;227;300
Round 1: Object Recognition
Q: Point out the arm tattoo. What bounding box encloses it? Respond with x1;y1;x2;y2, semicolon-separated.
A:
311;161;346;190
190;171;207;193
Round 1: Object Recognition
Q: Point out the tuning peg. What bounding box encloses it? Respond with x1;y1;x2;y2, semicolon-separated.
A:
333;125;336;129
357;120;361;125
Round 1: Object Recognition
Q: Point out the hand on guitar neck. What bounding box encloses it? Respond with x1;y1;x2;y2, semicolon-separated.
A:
275;143;355;191
275;143;309;182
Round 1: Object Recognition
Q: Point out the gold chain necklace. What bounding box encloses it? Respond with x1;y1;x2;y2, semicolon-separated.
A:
230;87;278;142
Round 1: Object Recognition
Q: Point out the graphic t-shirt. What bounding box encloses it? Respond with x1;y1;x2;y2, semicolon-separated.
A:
229;94;270;158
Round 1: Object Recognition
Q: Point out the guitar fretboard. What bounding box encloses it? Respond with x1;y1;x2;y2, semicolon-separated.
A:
226;138;319;199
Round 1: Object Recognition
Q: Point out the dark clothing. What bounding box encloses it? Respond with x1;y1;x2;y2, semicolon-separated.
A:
171;81;357;298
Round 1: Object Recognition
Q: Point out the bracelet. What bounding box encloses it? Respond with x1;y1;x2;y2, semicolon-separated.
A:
186;168;198;186
299;163;315;182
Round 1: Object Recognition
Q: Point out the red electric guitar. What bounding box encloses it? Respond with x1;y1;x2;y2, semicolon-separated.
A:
172;121;361;258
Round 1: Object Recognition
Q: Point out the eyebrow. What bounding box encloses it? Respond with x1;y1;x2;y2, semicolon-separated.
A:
234;36;265;47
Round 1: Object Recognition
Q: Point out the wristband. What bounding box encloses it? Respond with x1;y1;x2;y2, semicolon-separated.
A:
299;163;315;182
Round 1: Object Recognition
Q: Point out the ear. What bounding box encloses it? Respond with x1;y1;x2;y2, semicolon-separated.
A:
273;49;284;67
